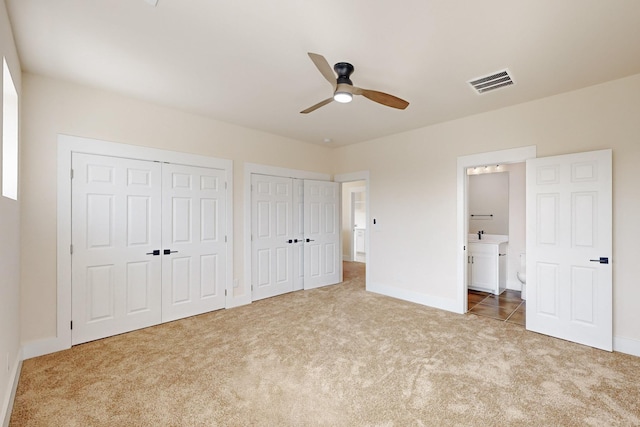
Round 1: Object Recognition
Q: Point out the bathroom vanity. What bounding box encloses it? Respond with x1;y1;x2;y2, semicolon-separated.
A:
467;234;507;295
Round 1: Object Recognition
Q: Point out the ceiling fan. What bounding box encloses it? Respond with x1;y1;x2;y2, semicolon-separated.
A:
300;53;410;114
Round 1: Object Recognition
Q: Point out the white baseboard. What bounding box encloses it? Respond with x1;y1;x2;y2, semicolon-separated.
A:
2;350;22;427
227;294;251;309
613;336;640;357
22;337;70;361
367;281;459;313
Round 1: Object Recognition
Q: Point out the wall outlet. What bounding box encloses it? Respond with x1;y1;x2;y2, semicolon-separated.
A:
233;279;239;288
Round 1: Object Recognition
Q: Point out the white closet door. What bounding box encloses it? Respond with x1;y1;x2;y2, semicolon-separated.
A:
526;149;612;351
161;164;227;322
251;174;294;300
292;179;305;291
71;153;162;345
303;179;341;289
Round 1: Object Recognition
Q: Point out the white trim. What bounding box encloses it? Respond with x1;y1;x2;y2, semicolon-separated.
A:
21;337;66;360
243;163;330;304
368;281;459;313
613;336;640;357
1;349;22;427
57;134;234;355
334;171;370;290
456;146;536;314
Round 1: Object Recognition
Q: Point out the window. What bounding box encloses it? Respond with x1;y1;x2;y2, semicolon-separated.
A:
2;57;18;200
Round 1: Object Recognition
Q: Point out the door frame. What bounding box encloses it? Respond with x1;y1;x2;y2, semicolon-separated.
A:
456;146;536;314
44;134;234;357
334;171;370;287
242;163;330;306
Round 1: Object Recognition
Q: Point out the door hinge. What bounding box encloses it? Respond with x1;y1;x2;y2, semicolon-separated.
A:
70;168;74;179
225;236;227;243
70;244;73;255
70;321;73;330
225;289;227;297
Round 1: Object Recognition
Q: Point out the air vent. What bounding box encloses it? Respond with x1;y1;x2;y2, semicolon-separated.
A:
468;70;514;94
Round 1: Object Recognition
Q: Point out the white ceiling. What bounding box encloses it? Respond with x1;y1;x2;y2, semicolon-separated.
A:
6;0;640;146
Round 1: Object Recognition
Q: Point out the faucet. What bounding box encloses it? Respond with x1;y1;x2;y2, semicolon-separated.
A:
477;230;484;240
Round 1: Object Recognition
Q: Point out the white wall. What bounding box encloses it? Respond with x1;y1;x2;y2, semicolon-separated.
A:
0;0;21;423
19;73;334;346
14;54;640;362
505;162;525;291
468;171;509;235
333;73;640;347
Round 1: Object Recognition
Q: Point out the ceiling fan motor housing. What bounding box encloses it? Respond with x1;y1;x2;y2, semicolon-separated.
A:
334;62;354;85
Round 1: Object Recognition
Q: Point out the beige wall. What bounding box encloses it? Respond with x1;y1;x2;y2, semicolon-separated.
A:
333;73;640;343
0;0;21;422
16;65;640;354
19;73;334;344
504;162;526;291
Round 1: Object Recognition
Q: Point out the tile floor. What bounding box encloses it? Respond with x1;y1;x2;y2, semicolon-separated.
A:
468;289;525;326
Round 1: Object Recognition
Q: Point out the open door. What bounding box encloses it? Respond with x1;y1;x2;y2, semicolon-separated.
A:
303;179;341;289
526;149;612;351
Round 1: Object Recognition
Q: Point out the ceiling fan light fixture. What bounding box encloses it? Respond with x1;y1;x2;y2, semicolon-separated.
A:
334;91;353;103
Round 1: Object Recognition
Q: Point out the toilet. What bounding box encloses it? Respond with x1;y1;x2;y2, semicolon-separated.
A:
517;253;526;300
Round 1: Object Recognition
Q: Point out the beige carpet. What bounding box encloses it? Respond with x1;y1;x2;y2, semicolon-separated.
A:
10;262;640;426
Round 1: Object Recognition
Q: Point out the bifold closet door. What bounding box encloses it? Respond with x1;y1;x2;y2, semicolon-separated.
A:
71;153;162;345
161;164;227;322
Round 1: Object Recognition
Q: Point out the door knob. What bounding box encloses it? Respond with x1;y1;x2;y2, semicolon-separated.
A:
305;238;315;243
163;249;178;255
146;250;160;256
589;257;609;264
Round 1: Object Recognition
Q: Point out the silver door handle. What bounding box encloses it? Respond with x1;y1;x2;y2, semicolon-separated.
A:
163;249;178;255
146;250;160;256
590;257;609;264
305;238;315;243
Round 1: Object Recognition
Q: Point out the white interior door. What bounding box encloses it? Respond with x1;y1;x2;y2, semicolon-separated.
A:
161;164;227;322
251;174;294;300
71;153;162;345
526;149;612;351
304;179;341;289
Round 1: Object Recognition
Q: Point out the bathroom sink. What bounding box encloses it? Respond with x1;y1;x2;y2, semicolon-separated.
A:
468;234;508;244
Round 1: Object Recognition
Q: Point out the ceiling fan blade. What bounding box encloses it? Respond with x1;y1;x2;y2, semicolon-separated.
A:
300;97;334;114
353;87;409;110
308;53;337;90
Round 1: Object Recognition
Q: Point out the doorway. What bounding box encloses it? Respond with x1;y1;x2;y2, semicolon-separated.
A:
456;146;536;314
457;146;613;351
335;171;370;289
342;181;367;263
465;162;526;326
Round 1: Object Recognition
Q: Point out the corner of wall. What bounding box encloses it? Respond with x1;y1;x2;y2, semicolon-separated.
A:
1;348;22;427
